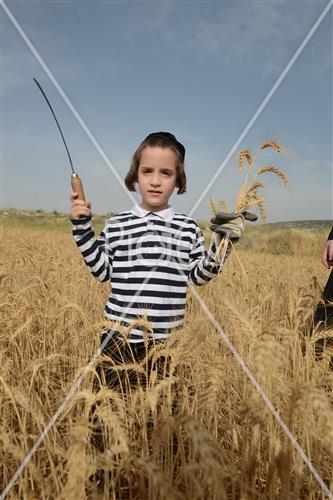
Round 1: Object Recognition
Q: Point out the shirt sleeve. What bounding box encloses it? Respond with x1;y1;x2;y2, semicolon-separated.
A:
327;226;333;241
70;215;112;282
188;224;231;286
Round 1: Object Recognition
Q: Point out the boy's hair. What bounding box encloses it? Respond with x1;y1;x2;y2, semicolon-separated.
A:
125;133;187;194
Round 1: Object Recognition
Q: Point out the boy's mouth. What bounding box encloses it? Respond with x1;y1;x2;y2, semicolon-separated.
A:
148;190;162;195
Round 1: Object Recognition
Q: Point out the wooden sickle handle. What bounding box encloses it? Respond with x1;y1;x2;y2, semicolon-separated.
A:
71;174;86;201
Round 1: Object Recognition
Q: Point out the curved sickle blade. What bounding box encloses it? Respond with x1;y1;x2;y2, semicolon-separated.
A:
33;77;75;174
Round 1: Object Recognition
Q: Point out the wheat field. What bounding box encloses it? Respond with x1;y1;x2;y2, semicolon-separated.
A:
1;224;333;499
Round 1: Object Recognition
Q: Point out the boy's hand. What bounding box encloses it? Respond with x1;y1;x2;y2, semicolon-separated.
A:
209;211;257;242
70;191;92;219
322;240;333;269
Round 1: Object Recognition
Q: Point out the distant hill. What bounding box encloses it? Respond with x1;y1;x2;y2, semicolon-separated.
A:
198;218;332;258
198;218;332;233
237;220;332;257
259;220;332;232
0;208;113;233
1;210;332;258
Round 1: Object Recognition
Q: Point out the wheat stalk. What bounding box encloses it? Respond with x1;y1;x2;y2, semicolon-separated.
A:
246;181;265;195
2;223;333;498
209;197;218;216
239;149;254;170
209;139;288;265
256;166;289;188
236;152;288;217
126;315;154;348
260;140;283;153
219;200;228;212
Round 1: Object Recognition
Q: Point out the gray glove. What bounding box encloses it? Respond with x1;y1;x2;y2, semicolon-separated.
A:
209;211;258;241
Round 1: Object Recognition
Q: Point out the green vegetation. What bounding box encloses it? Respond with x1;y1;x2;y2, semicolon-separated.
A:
237;221;331;258
201;219;331;258
0;208;113;235
1;209;331;258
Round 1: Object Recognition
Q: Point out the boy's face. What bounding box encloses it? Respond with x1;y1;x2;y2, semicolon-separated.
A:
137;146;178;212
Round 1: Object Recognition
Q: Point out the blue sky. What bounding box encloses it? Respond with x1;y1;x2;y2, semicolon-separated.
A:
1;1;332;222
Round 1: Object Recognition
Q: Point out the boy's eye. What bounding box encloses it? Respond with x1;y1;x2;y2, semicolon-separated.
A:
142;169;173;176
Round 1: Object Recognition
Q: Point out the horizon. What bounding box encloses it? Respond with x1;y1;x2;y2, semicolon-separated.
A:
1;206;332;226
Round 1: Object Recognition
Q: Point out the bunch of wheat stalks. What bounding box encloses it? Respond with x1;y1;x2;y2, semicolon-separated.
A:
2;218;332;498
209;140;289;274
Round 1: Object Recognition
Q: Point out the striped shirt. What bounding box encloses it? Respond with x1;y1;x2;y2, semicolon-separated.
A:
71;203;228;343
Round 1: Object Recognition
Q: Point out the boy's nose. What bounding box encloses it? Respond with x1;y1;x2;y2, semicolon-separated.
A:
151;177;161;186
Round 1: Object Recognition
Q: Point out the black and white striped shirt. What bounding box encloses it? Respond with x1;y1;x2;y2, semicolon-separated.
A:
71;203;227;343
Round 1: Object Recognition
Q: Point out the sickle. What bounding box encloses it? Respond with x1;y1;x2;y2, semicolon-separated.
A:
33;77;86;201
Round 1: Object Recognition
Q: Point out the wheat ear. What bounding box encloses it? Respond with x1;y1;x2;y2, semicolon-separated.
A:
239;149;253;170
260;140;283;153
209;197;218;216
256;165;289;187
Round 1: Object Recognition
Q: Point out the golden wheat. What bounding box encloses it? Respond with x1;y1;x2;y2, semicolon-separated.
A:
210;140;289;266
219;199;228;212
239;149;254;169
256;165;289;188
0;224;332;499
208;196;218;216
260;140;283;153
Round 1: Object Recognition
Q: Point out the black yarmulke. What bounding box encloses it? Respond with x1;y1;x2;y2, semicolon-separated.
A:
141;131;185;161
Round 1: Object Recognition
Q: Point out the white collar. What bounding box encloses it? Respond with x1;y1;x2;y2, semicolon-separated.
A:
129;203;175;222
